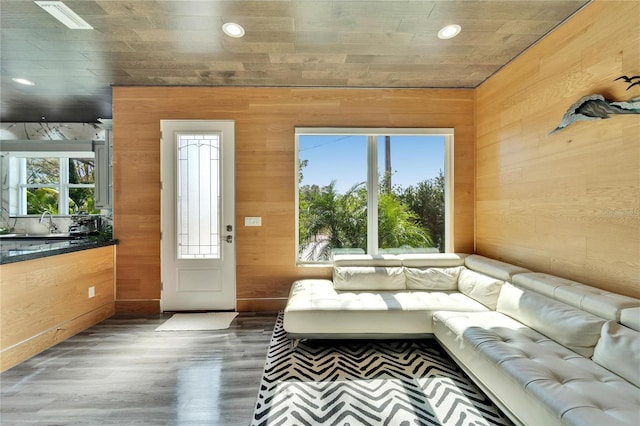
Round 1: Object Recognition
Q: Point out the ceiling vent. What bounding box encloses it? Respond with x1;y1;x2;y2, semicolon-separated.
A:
35;1;93;29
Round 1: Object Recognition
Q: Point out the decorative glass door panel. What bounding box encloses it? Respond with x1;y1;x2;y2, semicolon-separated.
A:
176;133;220;260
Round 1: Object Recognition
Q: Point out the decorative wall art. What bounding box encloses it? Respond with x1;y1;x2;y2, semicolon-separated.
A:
549;75;640;135
615;75;640;91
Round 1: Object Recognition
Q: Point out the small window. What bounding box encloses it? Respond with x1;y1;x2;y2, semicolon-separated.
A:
296;128;453;263
11;154;98;216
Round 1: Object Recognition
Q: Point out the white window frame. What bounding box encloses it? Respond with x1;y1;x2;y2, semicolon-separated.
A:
295;127;454;265
8;151;95;216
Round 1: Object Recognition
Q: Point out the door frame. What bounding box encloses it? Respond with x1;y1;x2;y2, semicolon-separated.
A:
159;120;236;312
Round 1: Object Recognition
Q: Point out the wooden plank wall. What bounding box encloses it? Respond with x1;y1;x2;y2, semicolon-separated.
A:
112;88;475;313
476;0;639;297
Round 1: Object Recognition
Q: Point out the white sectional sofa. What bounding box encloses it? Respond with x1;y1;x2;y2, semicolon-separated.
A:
284;253;529;338
283;253;640;426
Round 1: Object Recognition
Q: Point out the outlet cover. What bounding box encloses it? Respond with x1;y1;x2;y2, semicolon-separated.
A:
88;286;95;298
244;216;262;226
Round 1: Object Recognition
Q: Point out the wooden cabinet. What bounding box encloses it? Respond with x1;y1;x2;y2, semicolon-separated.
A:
0;246;115;372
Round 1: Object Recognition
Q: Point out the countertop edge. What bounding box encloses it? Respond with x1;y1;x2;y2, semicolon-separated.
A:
0;239;119;265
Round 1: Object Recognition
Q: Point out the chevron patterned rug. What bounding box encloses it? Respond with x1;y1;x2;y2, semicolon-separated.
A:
251;313;513;426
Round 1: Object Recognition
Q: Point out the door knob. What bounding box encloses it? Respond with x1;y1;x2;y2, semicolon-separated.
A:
224;235;233;243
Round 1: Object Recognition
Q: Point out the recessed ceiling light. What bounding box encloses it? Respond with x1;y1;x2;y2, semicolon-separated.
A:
12;77;35;86
35;1;93;30
437;24;461;40
222;22;245;38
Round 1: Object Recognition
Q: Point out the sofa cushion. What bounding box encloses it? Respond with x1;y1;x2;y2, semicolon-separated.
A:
593;321;640;387
497;283;606;357
511;272;570;297
398;253;467;268
433;311;566;426
434;311;640;426
464;254;530;281
512;272;640;321
457;268;504;310
285;279;343;310
404;266;462;290
333;266;405;291
284;279;490;336
333;254;402;267
620;307;640;331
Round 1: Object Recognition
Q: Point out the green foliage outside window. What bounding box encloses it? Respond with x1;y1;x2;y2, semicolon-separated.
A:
299;171;445;261
400;171;445;252
24;157;99;215
68;158;98;214
26;188;59;215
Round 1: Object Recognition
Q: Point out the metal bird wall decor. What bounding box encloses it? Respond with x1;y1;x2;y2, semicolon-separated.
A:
549;75;640;135
615;75;640;91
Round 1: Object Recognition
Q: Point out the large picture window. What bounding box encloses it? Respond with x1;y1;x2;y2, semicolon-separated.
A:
296;128;453;263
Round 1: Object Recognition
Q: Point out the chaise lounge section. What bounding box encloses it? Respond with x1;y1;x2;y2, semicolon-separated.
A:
283;253;640;426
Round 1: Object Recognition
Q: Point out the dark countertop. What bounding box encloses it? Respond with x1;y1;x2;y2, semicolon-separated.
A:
0;238;118;265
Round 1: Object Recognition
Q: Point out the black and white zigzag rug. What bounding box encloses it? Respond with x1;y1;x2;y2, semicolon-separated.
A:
251;313;513;426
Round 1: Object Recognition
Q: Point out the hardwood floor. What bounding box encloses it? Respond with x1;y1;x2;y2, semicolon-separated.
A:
0;312;278;425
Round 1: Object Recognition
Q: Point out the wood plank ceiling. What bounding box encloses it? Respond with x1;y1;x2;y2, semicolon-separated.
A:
0;0;590;122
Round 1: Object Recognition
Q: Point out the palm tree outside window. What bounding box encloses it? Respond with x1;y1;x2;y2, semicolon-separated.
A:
296;128;453;263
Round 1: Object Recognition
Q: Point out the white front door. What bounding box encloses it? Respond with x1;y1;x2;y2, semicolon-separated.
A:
160;120;235;311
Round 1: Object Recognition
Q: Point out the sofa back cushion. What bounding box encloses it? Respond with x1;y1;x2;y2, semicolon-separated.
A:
398;253;467;268
464;254;530;282
512;272;640;321
333;266;406;291
457;268;504;310
333;254;402;267
620;307;640;332
497;283;606;357
404;266;462;290
592;321;640;387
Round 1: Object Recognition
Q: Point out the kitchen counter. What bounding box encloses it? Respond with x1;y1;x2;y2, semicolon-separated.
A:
1;244;116;371
0;237;118;265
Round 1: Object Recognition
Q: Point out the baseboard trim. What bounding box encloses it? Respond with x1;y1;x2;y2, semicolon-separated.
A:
236;298;287;312
115;300;160;314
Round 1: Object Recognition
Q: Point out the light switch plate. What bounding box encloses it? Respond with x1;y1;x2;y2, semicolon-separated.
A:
88;286;95;298
244;216;262;226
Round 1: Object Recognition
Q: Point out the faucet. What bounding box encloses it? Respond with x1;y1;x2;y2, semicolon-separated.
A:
39;211;59;233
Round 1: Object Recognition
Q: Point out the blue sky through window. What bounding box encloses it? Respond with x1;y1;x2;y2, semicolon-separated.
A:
299;135;445;193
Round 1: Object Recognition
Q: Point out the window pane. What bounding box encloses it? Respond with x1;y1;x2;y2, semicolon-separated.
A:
69;188;98;214
69;158;95;184
26;187;59;215
298;135;368;261
26;158;59;184
68;158;97;214
377;136;445;253
176;133;221;260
